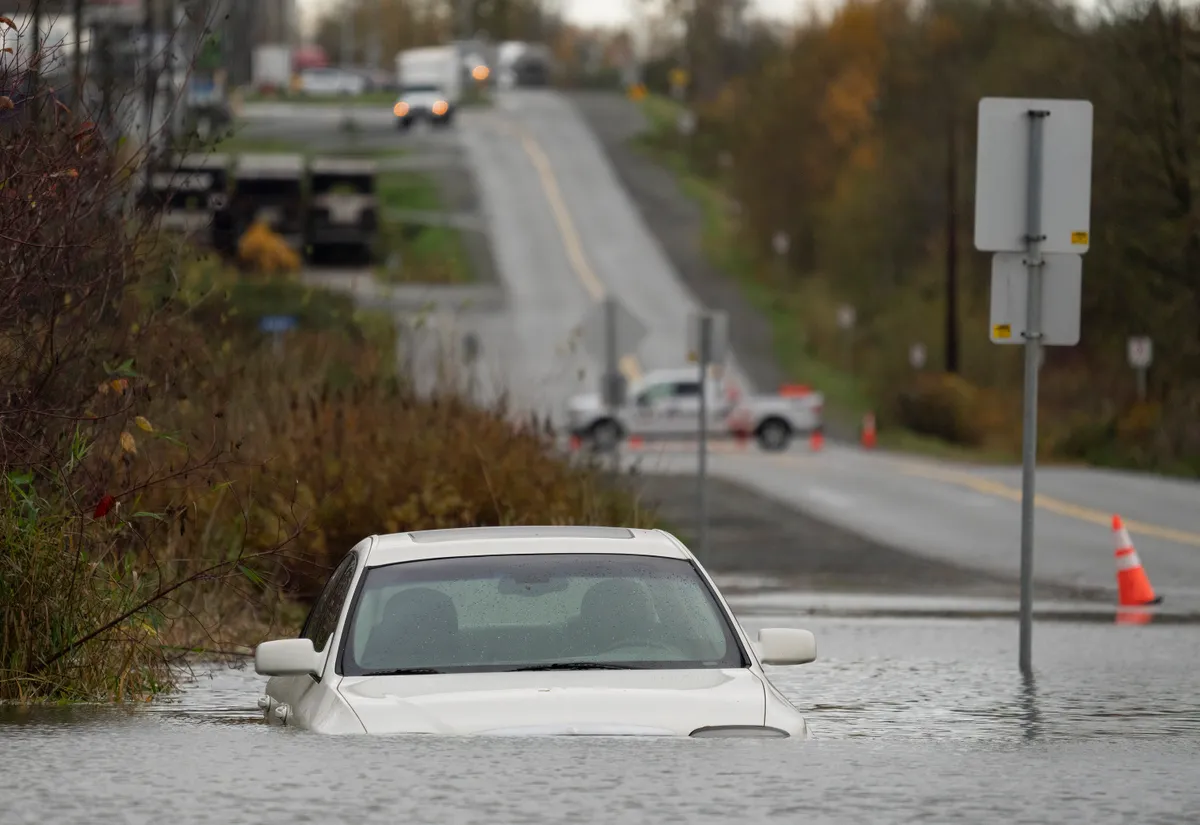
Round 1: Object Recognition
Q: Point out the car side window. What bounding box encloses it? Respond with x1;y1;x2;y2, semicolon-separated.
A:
300;552;358;657
672;381;701;398
636;383;673;407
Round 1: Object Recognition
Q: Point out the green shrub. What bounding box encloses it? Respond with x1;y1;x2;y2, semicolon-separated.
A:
892;371;987;447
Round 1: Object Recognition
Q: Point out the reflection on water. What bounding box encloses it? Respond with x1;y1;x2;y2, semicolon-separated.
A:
3;615;1199;823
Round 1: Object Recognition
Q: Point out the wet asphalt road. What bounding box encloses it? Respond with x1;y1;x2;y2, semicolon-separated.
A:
2;614;1197;824
235;94;1200;607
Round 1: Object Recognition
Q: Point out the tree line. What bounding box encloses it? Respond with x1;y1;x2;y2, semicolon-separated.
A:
646;0;1200;473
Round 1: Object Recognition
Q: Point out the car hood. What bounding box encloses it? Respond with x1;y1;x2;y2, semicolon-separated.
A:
337;668;765;736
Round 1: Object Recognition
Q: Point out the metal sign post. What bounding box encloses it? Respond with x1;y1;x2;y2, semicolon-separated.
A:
1127;336;1152;401
602;298;624;470
697;314;712;562
259;314;298;358
837;305;856;373
1017;109;1048;678
577;297;645;457
975;97;1093;676
909;342;927;370
462;331;481;400
687;311;728;564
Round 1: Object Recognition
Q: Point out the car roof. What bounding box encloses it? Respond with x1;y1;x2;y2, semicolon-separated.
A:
638;367;722;385
363;525;691;567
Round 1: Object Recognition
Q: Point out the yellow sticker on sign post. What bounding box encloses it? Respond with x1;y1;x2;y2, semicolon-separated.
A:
993;323;1012;340
1071;231;1088;245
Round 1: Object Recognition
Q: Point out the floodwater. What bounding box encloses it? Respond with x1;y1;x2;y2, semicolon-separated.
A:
2;612;1198;824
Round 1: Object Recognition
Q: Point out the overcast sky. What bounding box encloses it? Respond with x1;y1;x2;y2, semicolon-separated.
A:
296;0;806;36
561;0;805;26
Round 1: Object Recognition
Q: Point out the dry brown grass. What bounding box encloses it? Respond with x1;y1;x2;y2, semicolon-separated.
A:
0;40;653;703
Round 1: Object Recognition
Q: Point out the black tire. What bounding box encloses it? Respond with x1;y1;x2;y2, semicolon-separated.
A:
756;417;792;452
588;419;623;453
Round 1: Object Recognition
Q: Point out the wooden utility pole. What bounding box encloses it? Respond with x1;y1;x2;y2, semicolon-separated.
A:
945;100;960;374
73;0;84;101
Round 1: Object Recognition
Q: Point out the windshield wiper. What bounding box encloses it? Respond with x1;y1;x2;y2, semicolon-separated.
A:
506;662;646;671
361;668;444;676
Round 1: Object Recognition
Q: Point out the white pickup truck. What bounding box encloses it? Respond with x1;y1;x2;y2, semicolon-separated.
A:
564;367;823;452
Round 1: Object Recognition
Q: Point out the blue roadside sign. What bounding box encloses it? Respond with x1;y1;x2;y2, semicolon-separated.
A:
259;315;298;334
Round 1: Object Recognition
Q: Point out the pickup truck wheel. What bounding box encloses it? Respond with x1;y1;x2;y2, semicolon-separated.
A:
756;418;792;452
588;420;622;453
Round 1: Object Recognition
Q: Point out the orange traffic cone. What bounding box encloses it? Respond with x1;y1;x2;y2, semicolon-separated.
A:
809;429;824;452
1112;514;1162;607
628;435;644;450
860;413;877;449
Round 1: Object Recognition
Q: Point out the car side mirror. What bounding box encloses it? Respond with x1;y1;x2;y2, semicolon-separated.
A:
755;628;816;665
255;638;321;677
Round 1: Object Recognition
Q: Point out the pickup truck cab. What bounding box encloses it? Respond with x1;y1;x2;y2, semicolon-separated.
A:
565;367;823;453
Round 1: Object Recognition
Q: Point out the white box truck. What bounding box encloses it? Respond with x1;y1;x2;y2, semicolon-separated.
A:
393;45;462;130
252;44;293;93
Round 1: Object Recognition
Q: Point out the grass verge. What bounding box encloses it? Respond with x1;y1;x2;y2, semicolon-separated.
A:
375;170;473;284
242;90;400;107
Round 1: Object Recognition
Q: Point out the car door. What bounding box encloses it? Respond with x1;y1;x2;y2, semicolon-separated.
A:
630;381;676;438
660;380;703;437
266;550;359;726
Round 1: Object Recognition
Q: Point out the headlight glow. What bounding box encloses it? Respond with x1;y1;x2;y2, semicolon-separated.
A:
393;101;410;117
432;99;449;116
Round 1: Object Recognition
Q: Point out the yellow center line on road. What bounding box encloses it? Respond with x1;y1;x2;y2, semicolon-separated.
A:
889;459;1200;548
712;444;1200;548
495;117;643;383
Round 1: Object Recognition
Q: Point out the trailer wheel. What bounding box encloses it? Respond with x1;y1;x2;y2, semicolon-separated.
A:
756;417;792;452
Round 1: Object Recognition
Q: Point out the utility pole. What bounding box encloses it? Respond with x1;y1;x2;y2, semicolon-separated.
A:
28;0;41;122
74;0;84;104
341;0;356;67
945;103;960;374
142;0;162;185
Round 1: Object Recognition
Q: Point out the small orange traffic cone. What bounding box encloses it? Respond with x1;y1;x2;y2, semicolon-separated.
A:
860;413;877;449
1112;514;1162;607
809;429;824;452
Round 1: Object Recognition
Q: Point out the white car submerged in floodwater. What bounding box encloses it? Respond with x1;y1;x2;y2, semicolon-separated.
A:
254;525;818;737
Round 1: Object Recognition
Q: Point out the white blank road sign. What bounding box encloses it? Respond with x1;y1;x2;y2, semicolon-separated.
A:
687;310;729;363
989;253;1082;346
974;98;1094;255
1127;336;1153;368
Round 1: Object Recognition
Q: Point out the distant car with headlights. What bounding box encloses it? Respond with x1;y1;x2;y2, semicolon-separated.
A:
254;525;818;737
393;82;454;129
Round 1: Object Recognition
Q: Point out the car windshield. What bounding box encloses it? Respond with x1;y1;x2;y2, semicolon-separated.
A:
339;553;747;675
402;84;440;94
